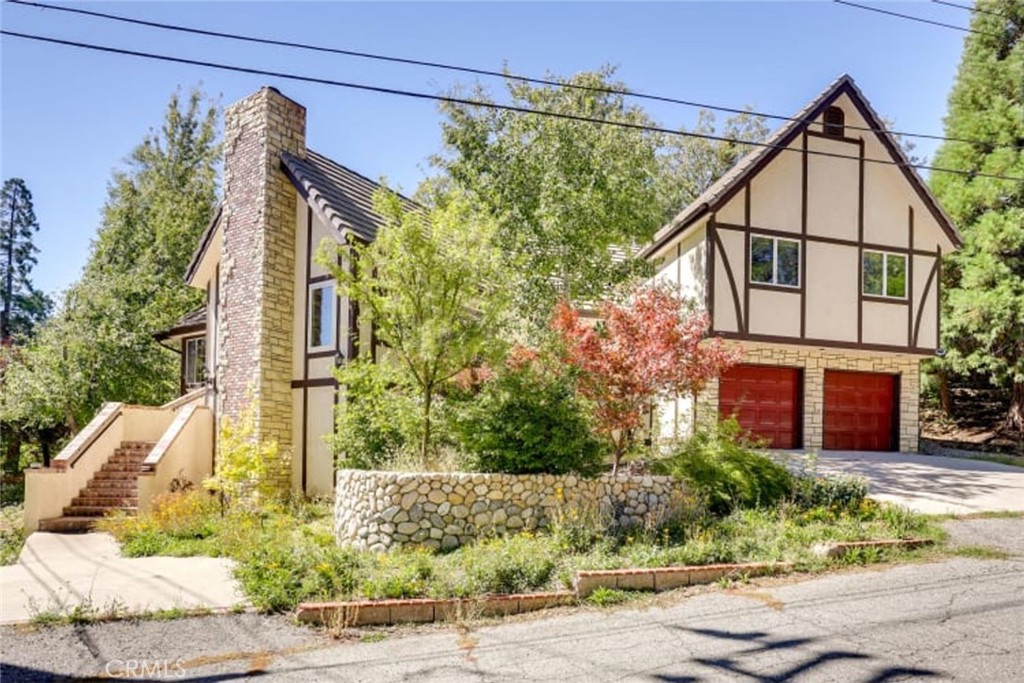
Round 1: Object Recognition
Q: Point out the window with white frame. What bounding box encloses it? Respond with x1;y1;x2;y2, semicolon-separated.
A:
309;282;335;350
750;235;800;287
862;251;907;299
183;337;206;389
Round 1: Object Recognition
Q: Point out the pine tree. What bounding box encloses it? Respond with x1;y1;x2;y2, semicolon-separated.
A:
930;0;1024;432
0;178;52;342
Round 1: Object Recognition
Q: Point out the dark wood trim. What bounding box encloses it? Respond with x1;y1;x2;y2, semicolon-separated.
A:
714;222;938;257
892;371;902;451
715;330;937;357
291;377;339;389
799;134;808;339
857;138;865;345
711;227;745;334
907;207;914;348
912;255;939;348
747;281;801;294
862;294;909;306
347;244;359;362
743;185;751;335
806;129;861;146
184;205;222;284
936;246;942;350
306;349;337;359
307;273;333;285
707;216;716;331
301;206;313;493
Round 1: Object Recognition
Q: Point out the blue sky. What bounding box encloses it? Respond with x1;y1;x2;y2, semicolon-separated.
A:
2;1;969;299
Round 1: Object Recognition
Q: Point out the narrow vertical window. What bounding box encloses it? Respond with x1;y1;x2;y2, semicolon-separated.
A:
309;283;335;349
184;337;206;389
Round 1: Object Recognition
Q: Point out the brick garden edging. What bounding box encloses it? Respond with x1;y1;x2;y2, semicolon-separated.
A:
295;561;793;626
811;538;934;559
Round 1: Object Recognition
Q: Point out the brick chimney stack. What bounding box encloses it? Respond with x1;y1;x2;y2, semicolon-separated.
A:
217;86;305;490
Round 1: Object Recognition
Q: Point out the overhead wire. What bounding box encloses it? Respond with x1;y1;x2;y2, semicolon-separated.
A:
930;1;1012;20
2;29;1020;183
833;0;1004;38
5;0;1017;150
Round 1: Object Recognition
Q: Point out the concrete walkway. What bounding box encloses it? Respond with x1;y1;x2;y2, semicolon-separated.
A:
0;532;246;625
781;450;1024;515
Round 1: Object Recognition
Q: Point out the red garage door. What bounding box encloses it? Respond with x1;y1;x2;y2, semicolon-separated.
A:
823;371;897;451
719;365;801;449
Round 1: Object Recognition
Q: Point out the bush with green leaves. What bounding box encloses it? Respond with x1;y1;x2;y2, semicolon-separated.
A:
790;474;868;513
203;400;290;509
332;359;420;470
653;419;793;515
452;364;605;475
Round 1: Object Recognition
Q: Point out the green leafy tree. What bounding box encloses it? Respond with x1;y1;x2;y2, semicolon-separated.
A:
433;68;663;331
930;1;1024;431
320;188;508;460
0;178;52;342
0;89;219;463
655;109;770;222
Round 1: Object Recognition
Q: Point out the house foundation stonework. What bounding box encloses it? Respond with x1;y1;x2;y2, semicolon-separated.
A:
335;470;687;552
693;342;921;453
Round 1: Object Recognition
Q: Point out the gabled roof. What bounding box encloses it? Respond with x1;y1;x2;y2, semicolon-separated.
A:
281;149;417;243
640;74;962;259
155;305;207;341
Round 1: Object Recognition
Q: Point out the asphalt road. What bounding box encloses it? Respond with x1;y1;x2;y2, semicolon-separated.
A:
2;518;1022;682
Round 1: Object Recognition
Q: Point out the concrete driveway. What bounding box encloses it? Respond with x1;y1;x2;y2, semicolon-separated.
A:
0;532;246;625
781;450;1024;515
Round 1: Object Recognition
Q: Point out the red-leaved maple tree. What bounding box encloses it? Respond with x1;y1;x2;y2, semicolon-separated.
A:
552;283;740;472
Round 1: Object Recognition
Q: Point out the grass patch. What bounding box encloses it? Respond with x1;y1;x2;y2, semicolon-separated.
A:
585;586;634;607
1;503;25;566
950;545;1011;560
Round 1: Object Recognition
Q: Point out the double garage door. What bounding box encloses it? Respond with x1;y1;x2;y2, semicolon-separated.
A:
719;365;897;451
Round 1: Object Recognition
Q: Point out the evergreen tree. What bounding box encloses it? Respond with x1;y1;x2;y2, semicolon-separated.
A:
930;0;1024;431
0;178;52;341
0;88;219;467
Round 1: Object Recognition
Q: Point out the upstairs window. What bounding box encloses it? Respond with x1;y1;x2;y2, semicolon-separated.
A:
183;337;206;390
863;251;907;299
309;282;335;350
750;235;800;288
824;106;845;137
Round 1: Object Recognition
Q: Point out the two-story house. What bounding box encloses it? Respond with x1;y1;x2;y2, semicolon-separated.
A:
643;75;960;453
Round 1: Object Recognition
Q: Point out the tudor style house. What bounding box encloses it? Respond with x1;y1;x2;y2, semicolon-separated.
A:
23;77;960;533
644;75;960;453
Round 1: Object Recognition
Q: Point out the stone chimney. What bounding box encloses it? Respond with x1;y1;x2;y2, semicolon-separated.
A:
217;87;305;490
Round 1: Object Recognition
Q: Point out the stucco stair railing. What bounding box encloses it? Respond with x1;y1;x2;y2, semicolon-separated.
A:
23;389;213;534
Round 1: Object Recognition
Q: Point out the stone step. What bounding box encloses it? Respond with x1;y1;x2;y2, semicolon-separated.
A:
121;441;156;451
101;461;145;473
91;470;140;481
71;495;138;508
62;505;137;517
109;451;148;462
38;516;98;533
85;479;138;492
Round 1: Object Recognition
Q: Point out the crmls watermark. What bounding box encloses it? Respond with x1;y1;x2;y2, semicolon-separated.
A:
104;659;186;678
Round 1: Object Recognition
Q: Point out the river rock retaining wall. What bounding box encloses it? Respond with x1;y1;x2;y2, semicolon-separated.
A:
335;469;686;552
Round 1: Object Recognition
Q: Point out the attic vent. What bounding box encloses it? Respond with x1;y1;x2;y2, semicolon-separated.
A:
823;106;845;138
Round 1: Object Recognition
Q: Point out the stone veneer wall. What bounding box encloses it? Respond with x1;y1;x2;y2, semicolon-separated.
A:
335;470;686;552
219;87;305;491
695;342;921;452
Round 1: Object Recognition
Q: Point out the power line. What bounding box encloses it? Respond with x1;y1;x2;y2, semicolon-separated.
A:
834;0;1003;37
1;29;1021;183
5;0;1013;151
930;0;1011;19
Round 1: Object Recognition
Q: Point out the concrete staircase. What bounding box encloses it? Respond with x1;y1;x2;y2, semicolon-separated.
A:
38;441;155;533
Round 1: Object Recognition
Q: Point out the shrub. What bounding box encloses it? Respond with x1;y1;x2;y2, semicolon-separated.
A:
332;359;420;470
452;364;605;475
458;535;559;594
653;419;792;515
790;474;868;512
204;400;290;509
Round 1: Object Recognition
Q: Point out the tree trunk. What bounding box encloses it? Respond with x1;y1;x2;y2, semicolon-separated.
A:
1005;380;1024;434
421;389;432;463
2;427;21;474
938;368;952;417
